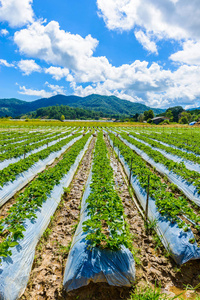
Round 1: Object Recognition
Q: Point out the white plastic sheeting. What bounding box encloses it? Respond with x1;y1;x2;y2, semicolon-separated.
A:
108;136;200;265
0;131;56;146
63;167;135;292
129;135;200;174
0;135;92;300
0;135;82;208
117;134;200;207
146;136;200;157
0;132;69;154
0;131;75;171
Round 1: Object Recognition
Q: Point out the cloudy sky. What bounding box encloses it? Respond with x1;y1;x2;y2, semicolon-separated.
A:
0;0;200;108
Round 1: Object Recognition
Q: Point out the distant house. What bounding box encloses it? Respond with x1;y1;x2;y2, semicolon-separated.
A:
151;116;169;124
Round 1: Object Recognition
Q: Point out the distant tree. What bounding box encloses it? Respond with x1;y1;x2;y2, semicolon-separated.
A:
179;111;192;123
179;116;188;124
166;106;184;122
144;110;154;121
160;119;169;125
138;113;144;122
192;115;198;121
165;110;173;122
131;113;139;121
60;115;65;121
147;118;152;123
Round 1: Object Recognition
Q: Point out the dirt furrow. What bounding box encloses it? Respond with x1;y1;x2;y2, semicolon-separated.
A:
20;137;95;300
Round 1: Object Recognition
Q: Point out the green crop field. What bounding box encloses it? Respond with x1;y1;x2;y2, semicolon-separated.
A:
0;122;200;300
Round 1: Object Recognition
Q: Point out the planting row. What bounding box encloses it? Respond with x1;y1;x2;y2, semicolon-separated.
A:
83;132;132;250
0;131;31;142
0;130;81;171
0;133;83;207
126;131;200;171
0;130;75;162
0;133;92;300
0;133;81;188
107;132;200;264
0;133;91;262
117;132;200;202
0;128;73;147
64;132;135;291
0;130;64;153
109;133;200;234
0;131;41;147
138;130;200;155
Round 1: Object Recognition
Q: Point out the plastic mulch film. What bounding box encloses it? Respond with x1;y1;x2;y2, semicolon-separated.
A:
0;135;82;208
63;168;135;292
117;134;200;207
0;130;71;151
0;136;92;300
108;136;200;265
129;135;200;174
0;131;76;171
147;136;200;157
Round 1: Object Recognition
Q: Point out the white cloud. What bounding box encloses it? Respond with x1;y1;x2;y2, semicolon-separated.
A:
14;20;112;83
134;30;158;54
18;59;41;75
0;0;34;27
45;81;66;94
13;17;200;108
184;103;199;110
0;28;9;36
18;85;54;98
14;21;99;68
0;58;14;67
96;0;200;40
18;82;66;98
70;62;200;108
45;66;70;80
97;0;138;31
170;40;200;65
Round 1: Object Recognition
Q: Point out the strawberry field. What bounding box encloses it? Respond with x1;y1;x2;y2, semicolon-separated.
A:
0;122;200;300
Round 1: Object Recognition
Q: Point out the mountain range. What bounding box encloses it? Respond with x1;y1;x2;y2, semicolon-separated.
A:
0;94;165;118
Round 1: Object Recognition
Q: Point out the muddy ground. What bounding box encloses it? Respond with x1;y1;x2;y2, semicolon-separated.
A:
19;135;200;300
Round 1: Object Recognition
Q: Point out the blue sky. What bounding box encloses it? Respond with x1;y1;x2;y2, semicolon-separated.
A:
0;0;200;109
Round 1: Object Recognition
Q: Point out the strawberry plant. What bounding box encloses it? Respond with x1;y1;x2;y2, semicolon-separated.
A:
83;132;132;251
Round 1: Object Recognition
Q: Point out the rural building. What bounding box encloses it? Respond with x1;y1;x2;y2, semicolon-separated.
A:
151;116;169;124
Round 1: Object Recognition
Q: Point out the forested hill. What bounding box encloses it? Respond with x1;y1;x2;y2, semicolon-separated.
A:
26;105;108;120
0;94;165;117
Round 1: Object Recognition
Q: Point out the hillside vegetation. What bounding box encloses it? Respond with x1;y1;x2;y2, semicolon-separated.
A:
25;105;107;120
0;94;164;117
